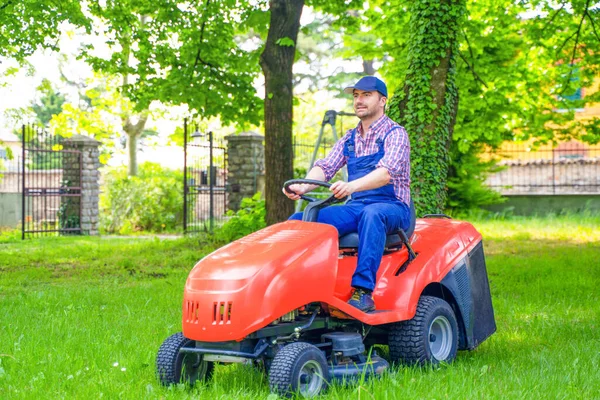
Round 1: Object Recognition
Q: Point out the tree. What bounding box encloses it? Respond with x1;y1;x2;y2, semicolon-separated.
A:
431;0;600;212
4;79;68;169
84;0;262;125
81;1;266;175
5;78;66;128
386;0;466;214
260;0;367;223
115;16;149;177
49;74;121;164
0;1;88;157
30;79;67;126
77;0;363;223
0;1;89;62
260;0;305;225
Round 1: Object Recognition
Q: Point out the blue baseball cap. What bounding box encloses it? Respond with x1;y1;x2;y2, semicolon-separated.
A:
344;76;388;98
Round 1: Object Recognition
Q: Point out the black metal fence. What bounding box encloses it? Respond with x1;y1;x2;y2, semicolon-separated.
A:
292;138;333;176
21;125;82;238
486;142;600;194
1;127;83;237
183;120;228;234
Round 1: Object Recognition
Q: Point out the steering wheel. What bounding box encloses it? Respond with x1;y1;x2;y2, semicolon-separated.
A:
283;179;347;205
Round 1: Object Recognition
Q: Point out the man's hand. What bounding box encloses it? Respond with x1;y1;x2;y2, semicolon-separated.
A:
282;184;308;201
330;181;357;199
283;167;328;201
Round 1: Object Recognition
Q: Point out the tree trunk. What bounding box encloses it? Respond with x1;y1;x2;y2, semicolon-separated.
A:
119;19;149;177
388;0;464;215
123;114;148;176
128;132;138;176
260;0;304;225
362;59;375;75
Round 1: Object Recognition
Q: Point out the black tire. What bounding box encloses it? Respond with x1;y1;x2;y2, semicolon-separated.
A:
388;296;458;366
156;332;214;386
268;342;329;398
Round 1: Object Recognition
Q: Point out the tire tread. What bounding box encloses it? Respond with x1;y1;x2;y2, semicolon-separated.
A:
157;332;188;385
268;342;328;397
156;332;214;386
388;296;457;365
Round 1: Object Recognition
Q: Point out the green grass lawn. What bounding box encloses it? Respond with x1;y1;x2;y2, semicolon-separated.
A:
0;215;599;399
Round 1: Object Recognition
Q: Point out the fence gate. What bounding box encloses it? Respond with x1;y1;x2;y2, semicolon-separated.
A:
22;125;82;239
183;119;228;233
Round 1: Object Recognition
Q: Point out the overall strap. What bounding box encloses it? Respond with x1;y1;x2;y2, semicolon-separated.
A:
344;128;358;156
377;126;402;151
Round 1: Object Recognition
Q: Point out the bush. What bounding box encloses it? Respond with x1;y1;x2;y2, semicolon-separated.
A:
100;163;183;234
214;193;266;243
446;147;506;215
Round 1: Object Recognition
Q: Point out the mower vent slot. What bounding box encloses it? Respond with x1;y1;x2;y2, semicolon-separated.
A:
185;300;200;324
213;301;233;325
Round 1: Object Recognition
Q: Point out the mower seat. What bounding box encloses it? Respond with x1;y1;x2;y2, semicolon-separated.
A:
338;198;416;249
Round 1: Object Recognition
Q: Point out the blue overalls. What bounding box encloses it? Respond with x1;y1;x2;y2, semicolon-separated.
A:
290;128;410;291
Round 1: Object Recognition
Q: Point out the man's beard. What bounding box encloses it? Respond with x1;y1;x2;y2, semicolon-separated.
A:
355;105;374;119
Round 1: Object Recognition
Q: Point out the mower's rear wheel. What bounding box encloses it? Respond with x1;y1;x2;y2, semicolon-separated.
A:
156;332;214;386
388;296;458;365
268;342;329;398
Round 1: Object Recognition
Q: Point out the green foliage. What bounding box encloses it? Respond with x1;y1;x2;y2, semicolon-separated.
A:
57;195;81;232
446;148;505;214
294;166;307;179
214;193;266;243
0;1;90;61
276;37;295;47
446;0;600;210
362;0;600;213
30;79;67;126
83;0;263;126
4;80;67;169
99;162;183;234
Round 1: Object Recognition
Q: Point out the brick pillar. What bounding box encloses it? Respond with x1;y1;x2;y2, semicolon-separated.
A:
63;135;101;235
225;132;265;211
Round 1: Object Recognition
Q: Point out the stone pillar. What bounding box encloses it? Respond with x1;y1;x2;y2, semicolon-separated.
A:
225;132;265;211
63;135;101;235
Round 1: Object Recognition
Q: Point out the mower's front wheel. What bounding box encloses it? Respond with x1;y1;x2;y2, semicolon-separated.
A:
388;296;458;366
269;342;329;398
156;332;214;386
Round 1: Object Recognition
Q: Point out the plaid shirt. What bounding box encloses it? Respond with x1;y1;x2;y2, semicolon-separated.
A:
314;114;411;205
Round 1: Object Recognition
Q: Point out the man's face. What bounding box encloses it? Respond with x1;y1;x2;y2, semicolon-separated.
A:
353;89;386;119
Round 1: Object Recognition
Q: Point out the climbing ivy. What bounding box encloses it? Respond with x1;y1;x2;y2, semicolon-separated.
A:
387;0;465;215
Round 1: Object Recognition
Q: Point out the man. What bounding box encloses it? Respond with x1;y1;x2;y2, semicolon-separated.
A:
283;76;411;312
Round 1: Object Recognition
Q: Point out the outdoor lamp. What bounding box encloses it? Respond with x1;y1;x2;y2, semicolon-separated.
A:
191;130;213;141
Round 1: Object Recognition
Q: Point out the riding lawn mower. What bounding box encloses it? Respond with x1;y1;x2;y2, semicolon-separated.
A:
156;179;496;397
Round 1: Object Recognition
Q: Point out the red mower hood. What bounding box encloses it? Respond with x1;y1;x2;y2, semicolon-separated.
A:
183;220;340;342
